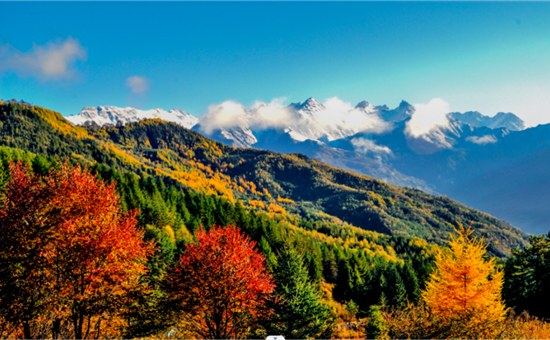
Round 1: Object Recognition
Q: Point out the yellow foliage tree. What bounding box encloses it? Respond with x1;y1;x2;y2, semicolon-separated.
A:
422;223;507;334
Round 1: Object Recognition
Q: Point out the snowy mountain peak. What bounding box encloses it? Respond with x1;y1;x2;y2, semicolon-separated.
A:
377;100;414;123
355;100;375;111
398;100;411;108
290;97;325;113
66;106;199;129
450;111;525;131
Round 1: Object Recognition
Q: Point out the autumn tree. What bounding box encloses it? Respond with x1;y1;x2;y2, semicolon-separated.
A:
167;225;275;339
421;223;507;336
0;161;154;339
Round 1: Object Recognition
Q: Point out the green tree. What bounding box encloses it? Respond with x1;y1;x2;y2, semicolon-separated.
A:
387;265;408;309
504;233;550;319
267;246;333;339
401;262;421;303
365;305;388;339
306;253;323;289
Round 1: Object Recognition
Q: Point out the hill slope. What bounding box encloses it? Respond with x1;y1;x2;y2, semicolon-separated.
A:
0;101;529;257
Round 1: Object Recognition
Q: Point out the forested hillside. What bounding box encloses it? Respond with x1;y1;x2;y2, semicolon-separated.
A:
0;101;528;257
0;100;547;339
0;133;436;338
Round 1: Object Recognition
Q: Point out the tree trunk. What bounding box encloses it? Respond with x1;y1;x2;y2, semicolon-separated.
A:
52;318;61;339
73;313;83;340
23;321;32;340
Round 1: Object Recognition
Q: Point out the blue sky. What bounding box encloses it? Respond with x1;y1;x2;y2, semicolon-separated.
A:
1;2;550;126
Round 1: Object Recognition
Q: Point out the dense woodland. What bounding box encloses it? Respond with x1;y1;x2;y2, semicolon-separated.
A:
0;100;548;339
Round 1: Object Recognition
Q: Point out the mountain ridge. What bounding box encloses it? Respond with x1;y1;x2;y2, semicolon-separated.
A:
67;105;199;129
65;98;526;138
63;100;545;234
1;101;529;257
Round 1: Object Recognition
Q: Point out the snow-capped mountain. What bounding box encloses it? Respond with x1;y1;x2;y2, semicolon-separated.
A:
66;106;199;129
450;111;525;131
64;98;550;234
195;97;392;148
377;100;415;122
193;112;257;148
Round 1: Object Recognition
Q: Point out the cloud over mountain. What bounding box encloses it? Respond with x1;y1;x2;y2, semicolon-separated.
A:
198;97;391;142
466;135;498;145
351;138;392;155
406;98;451;138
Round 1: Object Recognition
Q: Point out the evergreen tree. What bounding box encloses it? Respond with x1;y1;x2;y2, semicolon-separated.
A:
322;247;338;283
378;273;388;307
504;233;550;319
335;258;353;301
401;261;421;303
365;305;388;339
259;236;277;272
387;265;408;309
267;246;333;339
306;253;323;290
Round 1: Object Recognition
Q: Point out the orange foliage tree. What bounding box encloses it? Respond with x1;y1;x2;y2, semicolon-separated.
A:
167;226;275;339
0;161;154;339
421;223;507;335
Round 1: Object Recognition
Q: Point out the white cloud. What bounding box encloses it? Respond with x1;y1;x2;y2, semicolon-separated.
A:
197;96;391;141
125;76;149;96
200;100;249;134
249;98;295;130
316;97;390;135
0;37;86;81
406;98;451;138
466;135;497;145
351;138;392;155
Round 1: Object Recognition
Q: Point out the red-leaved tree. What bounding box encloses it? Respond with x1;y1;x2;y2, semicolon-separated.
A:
167;226;275;339
0;161;154;339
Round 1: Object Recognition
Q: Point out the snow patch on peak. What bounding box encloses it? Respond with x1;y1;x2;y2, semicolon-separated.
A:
290;97;325;113
355;101;375;112
450;111;525;131
377;100;415;123
66;106;199;129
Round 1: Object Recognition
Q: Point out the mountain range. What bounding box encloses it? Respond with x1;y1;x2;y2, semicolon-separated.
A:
68;106;199;129
0;100;528;258
66;98;550;235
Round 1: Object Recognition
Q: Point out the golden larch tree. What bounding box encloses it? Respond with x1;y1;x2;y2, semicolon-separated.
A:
422;223;507;331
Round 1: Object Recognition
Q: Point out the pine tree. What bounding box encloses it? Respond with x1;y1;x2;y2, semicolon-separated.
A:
259;236;277;271
401;261;421;303
387;265;408;309
306;253;323;289
503;233;550;319
268;246;333;339
422;223;507;334
365;305;388;339
335;258;353;301
322;248;338;283
378;272;388;307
